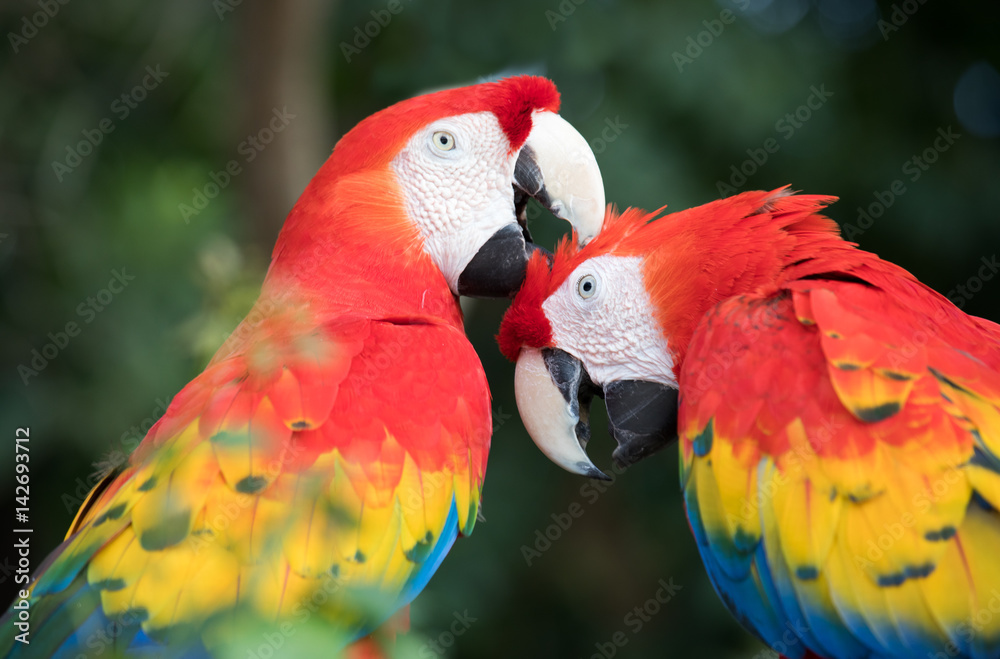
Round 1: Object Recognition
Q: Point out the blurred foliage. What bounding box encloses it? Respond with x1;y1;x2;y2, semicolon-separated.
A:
2;0;999;657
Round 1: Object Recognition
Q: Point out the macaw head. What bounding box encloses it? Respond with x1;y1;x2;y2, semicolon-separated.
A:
276;76;604;301
497;189;838;478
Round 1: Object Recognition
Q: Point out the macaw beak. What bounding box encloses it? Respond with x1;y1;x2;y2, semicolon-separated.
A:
457;112;605;298
513;347;678;477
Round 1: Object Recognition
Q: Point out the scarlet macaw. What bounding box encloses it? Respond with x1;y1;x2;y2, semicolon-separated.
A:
498;189;1000;659
2;76;605;656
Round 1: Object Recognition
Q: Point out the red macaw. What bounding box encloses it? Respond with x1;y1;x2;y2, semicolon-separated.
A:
498;188;1000;659
2;76;605;657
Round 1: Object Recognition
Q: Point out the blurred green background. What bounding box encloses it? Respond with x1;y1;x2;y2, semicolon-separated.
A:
2;0;999;657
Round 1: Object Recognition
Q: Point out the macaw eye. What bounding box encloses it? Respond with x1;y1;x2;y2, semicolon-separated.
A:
577;274;597;299
432;131;456;151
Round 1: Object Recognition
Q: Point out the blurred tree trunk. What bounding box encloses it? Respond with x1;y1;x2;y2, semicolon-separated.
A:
236;0;336;248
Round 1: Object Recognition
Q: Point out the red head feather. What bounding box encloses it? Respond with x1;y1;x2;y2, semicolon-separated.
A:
497;206;658;360
497;251;556;359
499;188;844;365
323;75;560;179
269;76;561;322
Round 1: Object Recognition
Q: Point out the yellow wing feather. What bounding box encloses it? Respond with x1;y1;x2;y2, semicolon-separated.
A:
680;286;1000;657
28;308;491;651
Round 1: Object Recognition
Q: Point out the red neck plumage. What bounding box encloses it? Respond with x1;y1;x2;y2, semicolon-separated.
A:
639;191;868;373
260;164;461;329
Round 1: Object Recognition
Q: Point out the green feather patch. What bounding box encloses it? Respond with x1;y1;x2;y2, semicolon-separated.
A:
139;511;192;551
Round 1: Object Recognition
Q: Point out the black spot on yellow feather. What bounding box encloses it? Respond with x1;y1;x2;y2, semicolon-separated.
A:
94;503;126;525
94;578;127;591
124;607;149;623
847;486;883;504
405;531;435;563
235;475;269;494
877;573;906;587
880;370;913;381
140;512;190;551
904;562;936;579
137;477;157;492
291;420;311;430
925;526;956;542
854;402;901;423
796;566;819;581
354;550;366;563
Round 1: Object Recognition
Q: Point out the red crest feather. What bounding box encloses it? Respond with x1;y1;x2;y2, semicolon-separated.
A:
498;189;845;365
497;251;555;360
324;76;560;180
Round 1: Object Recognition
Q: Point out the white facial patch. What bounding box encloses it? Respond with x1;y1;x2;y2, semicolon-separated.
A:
392;112;516;292
542;254;677;388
